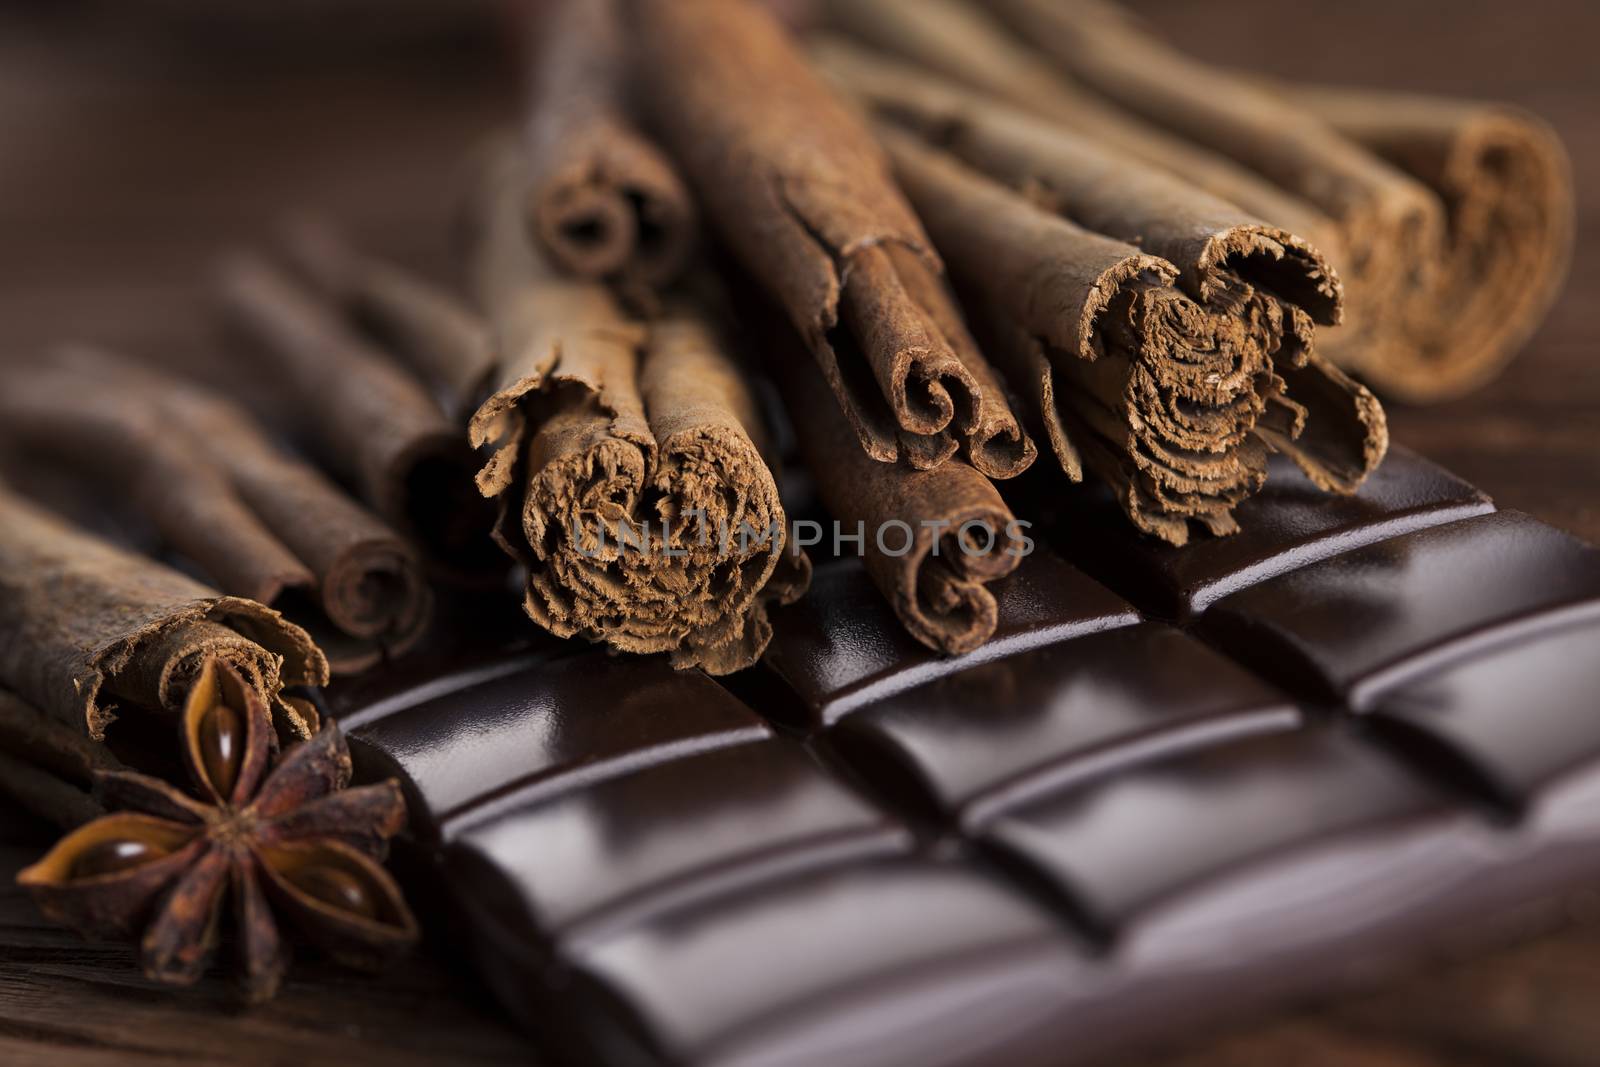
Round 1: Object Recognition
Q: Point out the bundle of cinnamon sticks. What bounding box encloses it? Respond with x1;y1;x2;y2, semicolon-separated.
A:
0;0;1572;707
495;0;1564;650
818;0;1571;402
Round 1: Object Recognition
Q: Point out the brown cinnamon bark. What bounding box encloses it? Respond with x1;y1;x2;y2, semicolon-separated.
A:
465;142;808;674
279;217;495;421
0;481;327;741
0;687;118;828
621;0;1028;471
216;253;500;578
983;0;1439;317
978;0;1570;399
521;0;695;287
0;687;120;788
812;0;1335;248
0;749;104;829
826;49;1385;500
0;349;432;674
819;43;1342;321
1277;87;1574;399
769;323;1025;655
882;129;1385;544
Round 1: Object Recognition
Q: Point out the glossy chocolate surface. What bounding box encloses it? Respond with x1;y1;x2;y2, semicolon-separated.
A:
759;548;1137;728
447;738;907;940
980;728;1455;936
572;857;1092;1067
342;650;769;840
831;624;1301;826
1368;621;1600;811
1202;510;1600;707
331;449;1600;1067
1038;449;1492;619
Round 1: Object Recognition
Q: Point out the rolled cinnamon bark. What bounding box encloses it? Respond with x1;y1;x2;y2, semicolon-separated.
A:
279;217;495;422
621;0;1027;471
819;43;1342;322
1276;87;1574;399
881;129;1385;544
0;349;432;674
980;0;1571;400
0;481;327;741
812;0;1334;247
826;50;1385;500
0;749;104;830
216;253;501;578
769;323;1025;655
520;0;695;287
982;0;1439;310
0;687;115;829
465;143;808;674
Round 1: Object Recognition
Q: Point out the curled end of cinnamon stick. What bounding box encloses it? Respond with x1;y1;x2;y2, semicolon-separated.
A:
521;0;698;288
840;243;978;436
1315;97;1574;401
965;416;1039;482
533;171;637;281
530;145;698;289
1257;324;1390;496
894;504;1025;656
1196;225;1344;328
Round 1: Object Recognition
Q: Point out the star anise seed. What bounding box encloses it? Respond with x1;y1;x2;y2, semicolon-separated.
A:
17;656;417;1002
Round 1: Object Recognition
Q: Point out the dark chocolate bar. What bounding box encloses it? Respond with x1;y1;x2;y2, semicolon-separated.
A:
1201;509;1600;707
829;623;1302;828
1040;448;1493;620
758;548;1137;728
329;448;1600;1067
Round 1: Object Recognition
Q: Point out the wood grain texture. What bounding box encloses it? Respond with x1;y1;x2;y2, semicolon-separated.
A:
0;1;1594;1063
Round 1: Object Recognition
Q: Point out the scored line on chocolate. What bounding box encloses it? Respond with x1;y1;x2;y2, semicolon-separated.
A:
1036;450;1498;621
536;826;914;950
336;650;560;733
1198;511;1600;710
813;609;1139;725
1349;603;1600;713
433;725;774;840
1179;498;1499;617
333;476;1600;1065
957;702;1305;831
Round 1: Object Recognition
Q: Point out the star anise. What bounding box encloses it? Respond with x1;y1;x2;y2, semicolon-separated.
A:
17;656;418;1001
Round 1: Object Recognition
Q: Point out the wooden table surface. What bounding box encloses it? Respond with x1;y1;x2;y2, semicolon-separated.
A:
0;2;1595;1064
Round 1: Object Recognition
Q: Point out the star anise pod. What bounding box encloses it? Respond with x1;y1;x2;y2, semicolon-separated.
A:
17;656;418;1001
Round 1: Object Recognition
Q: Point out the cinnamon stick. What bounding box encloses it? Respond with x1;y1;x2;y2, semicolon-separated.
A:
768;321;1025;655
0;348;432;674
980;0;1571;399
893;244;1037;478
0;749;104;830
1276;87;1574;399
824;47;1385;498
465;142;809;675
621;0;1028;471
0;687;119;786
813;0;1335;248
0;481;328;741
279;217;495;422
520;0;695;287
216;253;501;578
983;0;1438;285
880;129;1384;544
0;687;115;829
